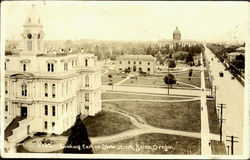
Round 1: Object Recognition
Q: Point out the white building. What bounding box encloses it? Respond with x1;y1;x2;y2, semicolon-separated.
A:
116;55;156;74
4;5;102;143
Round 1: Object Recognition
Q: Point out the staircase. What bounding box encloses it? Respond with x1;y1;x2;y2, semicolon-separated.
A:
5;116;26;140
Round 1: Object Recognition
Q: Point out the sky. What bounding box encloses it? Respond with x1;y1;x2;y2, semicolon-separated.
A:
2;1;249;42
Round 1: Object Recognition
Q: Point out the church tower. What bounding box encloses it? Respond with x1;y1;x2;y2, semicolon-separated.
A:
21;4;45;54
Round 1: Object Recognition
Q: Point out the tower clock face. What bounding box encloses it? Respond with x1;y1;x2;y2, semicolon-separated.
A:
27;33;32;39
38;34;40;39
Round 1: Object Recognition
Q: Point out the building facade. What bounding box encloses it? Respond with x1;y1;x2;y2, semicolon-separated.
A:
4;5;102;142
116;55;156;74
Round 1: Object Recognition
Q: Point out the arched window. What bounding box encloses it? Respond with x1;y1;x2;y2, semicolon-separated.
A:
44;105;48;115
52;84;56;98
5;81;8;94
147;68;150;72
23;64;26;72
44;83;48;97
27;33;32;51
85;59;88;66
128;61;130;64
51;63;54;72
64;62;68;71
22;84;27;96
37;40;40;50
85;93;89;102
47;63;50;72
85;75;89;87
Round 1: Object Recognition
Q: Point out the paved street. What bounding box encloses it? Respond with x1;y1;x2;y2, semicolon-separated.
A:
204;45;244;155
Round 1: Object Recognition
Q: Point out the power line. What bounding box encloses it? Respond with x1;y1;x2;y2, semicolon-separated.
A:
90;4;164;40
226;135;239;155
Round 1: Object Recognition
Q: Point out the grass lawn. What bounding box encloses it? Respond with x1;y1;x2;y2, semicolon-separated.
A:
102;74;126;85
92;133;201;154
102;92;193;100
207;100;220;134
104;100;201;132
211;140;227;155
83;110;135;137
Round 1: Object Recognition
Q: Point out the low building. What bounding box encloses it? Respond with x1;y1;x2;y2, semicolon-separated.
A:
116;55;156;74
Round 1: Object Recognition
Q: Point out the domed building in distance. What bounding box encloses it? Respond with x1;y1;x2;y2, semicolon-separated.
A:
173;26;181;41
158;26;197;50
4;5;102;143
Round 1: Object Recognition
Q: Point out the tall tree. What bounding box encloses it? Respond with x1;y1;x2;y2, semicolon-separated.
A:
63;116;93;154
163;74;176;88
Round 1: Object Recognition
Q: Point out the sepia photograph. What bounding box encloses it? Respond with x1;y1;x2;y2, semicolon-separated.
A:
1;0;249;159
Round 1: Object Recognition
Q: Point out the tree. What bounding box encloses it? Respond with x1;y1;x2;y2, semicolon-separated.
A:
163;74;176;88
168;59;176;68
63;116;93;154
186;53;194;63
108;74;113;84
188;69;193;80
125;68;130;74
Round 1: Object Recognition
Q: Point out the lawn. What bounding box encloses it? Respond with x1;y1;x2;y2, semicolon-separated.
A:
207;100;220;134
121;73;201;88
83;110;135;137
104;100;201;132
92;133;201;154
102;92;193;101
102;74;126;85
211;140;227;155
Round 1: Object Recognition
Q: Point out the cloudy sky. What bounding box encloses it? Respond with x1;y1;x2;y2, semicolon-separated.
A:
2;1;249;42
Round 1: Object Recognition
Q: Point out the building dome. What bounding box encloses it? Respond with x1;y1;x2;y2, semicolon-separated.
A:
24;4;42;26
173;26;181;40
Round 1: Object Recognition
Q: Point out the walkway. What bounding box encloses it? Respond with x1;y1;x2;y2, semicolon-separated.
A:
114;76;130;85
200;52;212;155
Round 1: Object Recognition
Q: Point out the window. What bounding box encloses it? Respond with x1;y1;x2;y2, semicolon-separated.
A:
44;83;48;97
72;60;74;67
5;104;8;112
5;81;8;94
148;62;150;65
48;63;50;72
44;121;48;129
48;63;54;72
45;105;48;115
5;62;6;70
139;61;141;65
85;59;88;66
52;122;55;128
64;62;68;71
66;82;68;95
120;61;122;64
128;61;130;64
85;93;89;102
85;76;89;87
51;63;54;72
52;84;56;98
52;106;55;116
75;60;78;66
62;83;64;96
85;106;89;110
23;64;26;72
21;84;27;96
134;61;136;65
147;68;150;72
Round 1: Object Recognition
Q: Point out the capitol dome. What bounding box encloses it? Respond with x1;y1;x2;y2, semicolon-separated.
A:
24;4;42;26
173;26;181;40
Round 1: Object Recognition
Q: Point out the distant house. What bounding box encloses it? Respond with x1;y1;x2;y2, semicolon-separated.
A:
227;52;242;61
116;55;156;74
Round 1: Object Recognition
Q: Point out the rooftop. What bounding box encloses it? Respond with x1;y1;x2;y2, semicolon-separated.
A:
236;47;245;51
117;55;156;61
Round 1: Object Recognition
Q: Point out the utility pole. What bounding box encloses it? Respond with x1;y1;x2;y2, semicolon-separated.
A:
168;57;170;95
226;135;239;155
217;103;226;142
